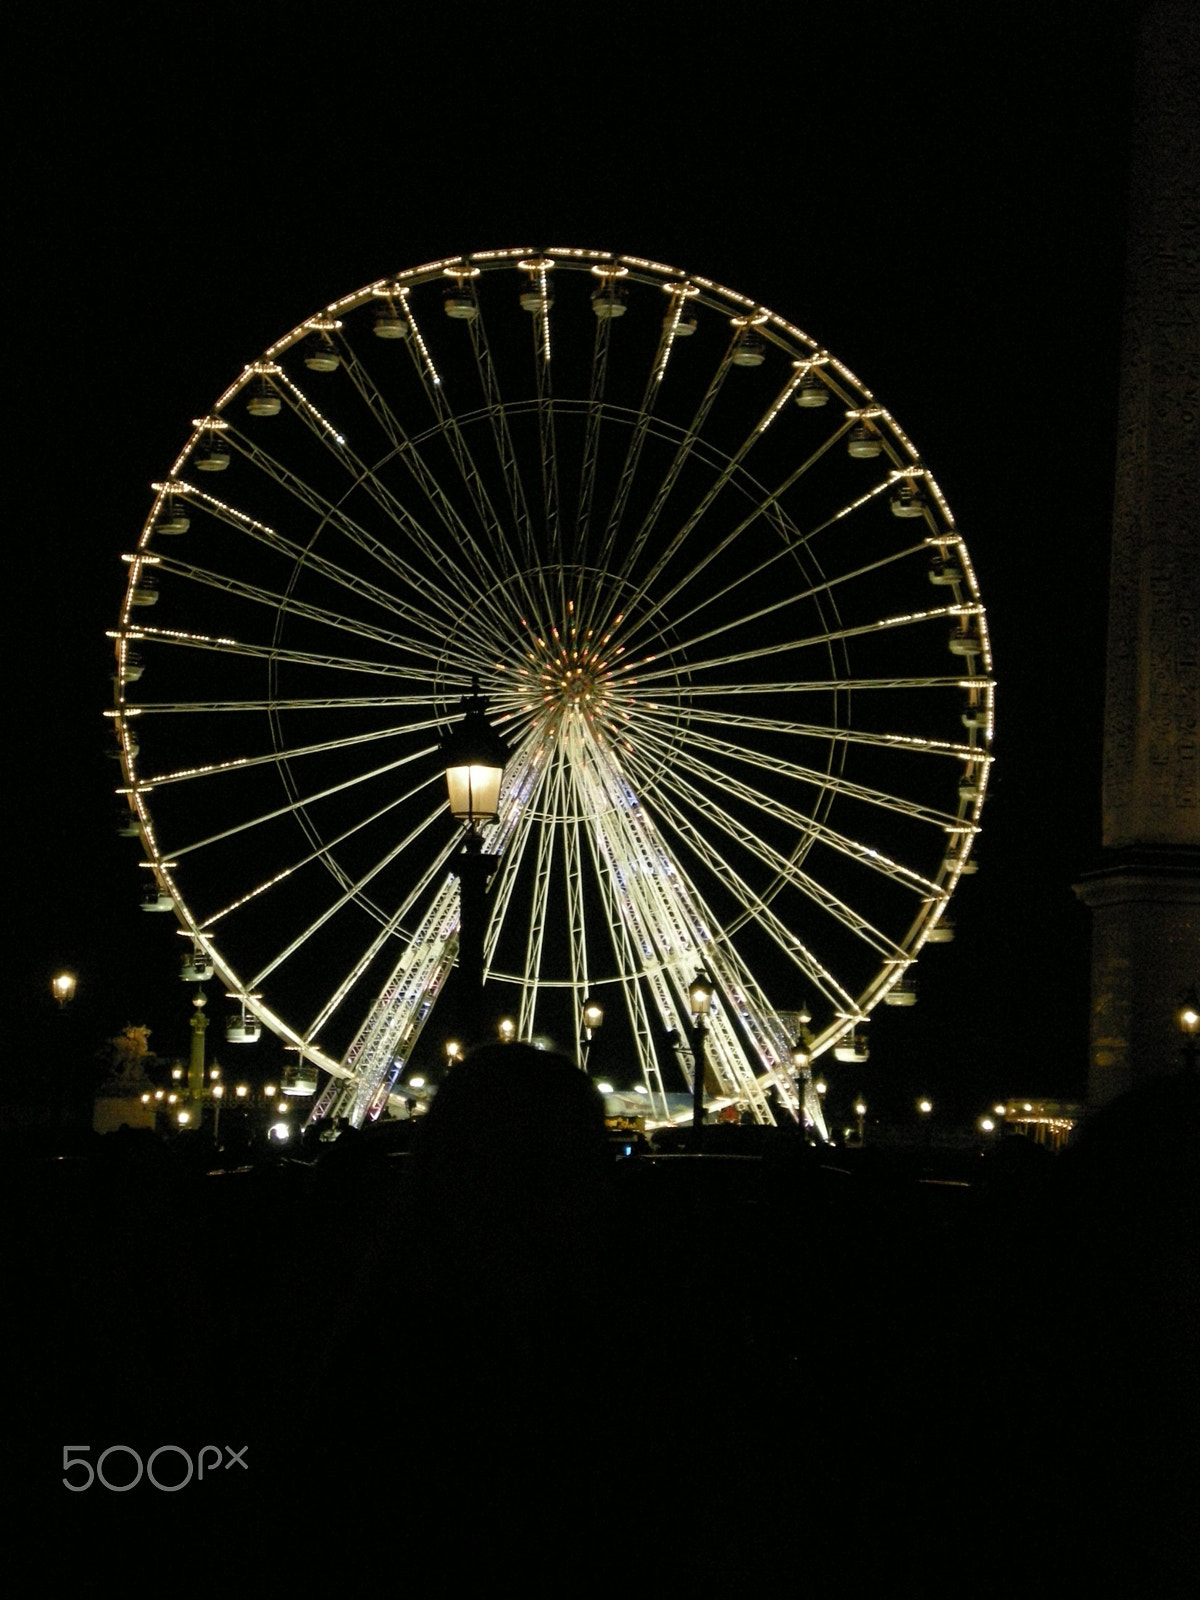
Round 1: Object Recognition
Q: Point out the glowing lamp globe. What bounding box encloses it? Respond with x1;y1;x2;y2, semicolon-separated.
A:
51;971;77;1008
439;690;510;826
688;972;714;1017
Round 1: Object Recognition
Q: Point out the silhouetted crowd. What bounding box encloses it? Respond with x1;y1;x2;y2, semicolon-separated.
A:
5;1050;1196;1587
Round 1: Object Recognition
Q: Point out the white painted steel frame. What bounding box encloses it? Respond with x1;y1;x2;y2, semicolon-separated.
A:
112;248;993;1125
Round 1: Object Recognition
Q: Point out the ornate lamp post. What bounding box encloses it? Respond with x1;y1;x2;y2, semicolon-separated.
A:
439;681;510;1042
688;971;714;1143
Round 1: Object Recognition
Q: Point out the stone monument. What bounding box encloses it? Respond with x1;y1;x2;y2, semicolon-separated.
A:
1075;3;1199;1104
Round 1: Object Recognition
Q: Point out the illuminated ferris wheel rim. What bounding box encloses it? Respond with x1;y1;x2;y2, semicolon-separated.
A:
111;245;994;1123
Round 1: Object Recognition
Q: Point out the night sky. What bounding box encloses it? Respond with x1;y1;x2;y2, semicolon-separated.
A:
9;2;1138;1124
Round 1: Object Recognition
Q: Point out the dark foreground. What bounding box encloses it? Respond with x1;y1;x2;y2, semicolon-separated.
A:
4;1074;1196;1591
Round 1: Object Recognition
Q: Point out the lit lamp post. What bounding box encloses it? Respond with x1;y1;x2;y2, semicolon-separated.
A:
918;1096;933;1149
439;680;510;1043
689;971;714;1144
854;1098;867;1145
49;970;79;1137
790;1001;814;1123
51;971;77;1009
581;995;603;1072
1179;988;1199;1073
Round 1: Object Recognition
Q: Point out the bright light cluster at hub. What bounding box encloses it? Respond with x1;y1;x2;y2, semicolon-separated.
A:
109;247;994;1129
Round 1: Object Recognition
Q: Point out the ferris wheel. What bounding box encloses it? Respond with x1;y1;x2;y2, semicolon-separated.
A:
110;247;993;1132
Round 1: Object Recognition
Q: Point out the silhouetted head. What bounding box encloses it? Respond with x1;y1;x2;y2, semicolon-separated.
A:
414;1041;608;1230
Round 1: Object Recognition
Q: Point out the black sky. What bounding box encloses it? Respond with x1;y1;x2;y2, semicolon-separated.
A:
9;1;1138;1119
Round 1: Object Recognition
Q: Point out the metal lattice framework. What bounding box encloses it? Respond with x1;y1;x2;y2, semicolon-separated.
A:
109;247;993;1131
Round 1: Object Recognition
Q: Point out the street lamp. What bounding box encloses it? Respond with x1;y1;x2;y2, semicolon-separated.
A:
439;680;510;1038
854;1098;867;1144
498;1017;516;1043
1179;987;1199;1072
581;995;603;1070
918;1096;933;1148
688;970;714;1142
51;971;77;1009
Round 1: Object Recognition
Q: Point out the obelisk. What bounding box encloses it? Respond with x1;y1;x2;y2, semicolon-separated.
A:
1074;2;1199;1105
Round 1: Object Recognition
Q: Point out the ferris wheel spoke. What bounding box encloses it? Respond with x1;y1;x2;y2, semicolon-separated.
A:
170;757;442;862
620;368;836;615
129;694;453;716
232;378;486;606
581;316;696;632
394;293;545;619
616;745;861;1013
563;808;591;1056
654;719;967;832
646;704;986;762
626;601;984;687
463;311;539;572
585;733;850;1104
227;398;513;636
141;723;440;791
514;754;568;1041
628;721;951;893
171;458;466;638
622;739;910;961
209;487;503;653
334;334;541;626
151;551;501;673
521;259;563;577
625;673;992;697
622;539;932;669
573;312;614;568
122;624;462;684
623;477;900;664
196;774;444;931
588;333;738;639
246;791;453;992
464;299;557;627
619;422;861;649
569;755;670;1112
